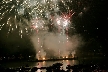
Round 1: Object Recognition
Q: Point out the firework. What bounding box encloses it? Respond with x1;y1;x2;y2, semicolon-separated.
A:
0;0;78;36
0;0;86;59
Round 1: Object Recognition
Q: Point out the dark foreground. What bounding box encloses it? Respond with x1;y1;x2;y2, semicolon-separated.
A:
0;62;108;72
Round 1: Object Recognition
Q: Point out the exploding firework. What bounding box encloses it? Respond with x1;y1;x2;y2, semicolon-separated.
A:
0;0;87;59
0;0;76;36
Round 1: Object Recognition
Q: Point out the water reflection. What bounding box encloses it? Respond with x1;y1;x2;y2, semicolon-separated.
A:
33;60;78;71
33;60;78;72
1;60;79;69
1;58;108;72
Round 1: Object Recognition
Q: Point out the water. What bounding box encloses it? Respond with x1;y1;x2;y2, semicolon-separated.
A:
1;60;79;72
1;57;108;72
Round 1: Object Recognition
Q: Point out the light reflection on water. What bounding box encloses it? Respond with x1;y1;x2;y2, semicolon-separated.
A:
1;60;79;72
1;57;108;72
34;60;79;70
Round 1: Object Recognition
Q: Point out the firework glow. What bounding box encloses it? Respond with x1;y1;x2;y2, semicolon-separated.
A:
0;0;87;59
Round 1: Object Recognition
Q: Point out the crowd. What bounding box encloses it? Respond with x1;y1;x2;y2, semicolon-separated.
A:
0;62;108;72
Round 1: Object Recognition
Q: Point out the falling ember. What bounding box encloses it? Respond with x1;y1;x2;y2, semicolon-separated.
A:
21;30;23;34
16;25;17;29
21;35;22;38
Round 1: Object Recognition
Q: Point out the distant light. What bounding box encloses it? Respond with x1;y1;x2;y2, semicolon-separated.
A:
94;65;95;66
43;57;45;60
66;56;68;58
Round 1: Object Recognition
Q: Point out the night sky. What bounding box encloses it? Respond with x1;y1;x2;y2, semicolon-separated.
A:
0;0;108;57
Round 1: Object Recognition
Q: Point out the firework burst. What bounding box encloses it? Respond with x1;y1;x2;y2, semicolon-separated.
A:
0;0;88;59
0;0;79;37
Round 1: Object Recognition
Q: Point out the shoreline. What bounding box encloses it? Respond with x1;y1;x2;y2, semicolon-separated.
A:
28;57;78;62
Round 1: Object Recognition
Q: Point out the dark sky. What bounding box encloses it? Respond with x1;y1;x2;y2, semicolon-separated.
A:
73;0;108;50
0;0;108;56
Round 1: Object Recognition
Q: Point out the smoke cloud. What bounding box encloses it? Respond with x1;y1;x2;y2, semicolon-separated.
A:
30;30;83;59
